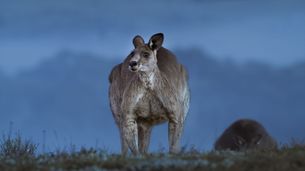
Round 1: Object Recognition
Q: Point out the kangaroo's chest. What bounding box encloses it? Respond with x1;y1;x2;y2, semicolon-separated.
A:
134;90;168;124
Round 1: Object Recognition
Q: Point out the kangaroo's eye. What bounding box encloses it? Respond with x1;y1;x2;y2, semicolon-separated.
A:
143;52;150;58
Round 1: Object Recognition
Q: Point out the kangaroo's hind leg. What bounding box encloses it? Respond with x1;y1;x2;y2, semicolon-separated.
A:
168;113;185;154
138;122;152;154
119;122;129;156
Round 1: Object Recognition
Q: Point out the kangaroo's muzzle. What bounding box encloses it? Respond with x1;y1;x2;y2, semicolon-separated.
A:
129;61;138;72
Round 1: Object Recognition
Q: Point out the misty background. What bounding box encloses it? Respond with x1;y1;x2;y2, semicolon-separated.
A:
0;0;305;153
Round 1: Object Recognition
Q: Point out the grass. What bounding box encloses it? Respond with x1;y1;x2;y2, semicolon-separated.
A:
0;134;305;171
0;133;37;159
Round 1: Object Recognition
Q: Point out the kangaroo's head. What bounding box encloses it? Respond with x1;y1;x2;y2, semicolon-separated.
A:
128;33;164;72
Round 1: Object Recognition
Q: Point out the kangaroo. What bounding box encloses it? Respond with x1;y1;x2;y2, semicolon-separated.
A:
214;119;277;151
108;33;190;155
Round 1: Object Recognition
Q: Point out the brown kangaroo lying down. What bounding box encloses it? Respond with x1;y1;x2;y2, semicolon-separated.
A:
214;119;277;151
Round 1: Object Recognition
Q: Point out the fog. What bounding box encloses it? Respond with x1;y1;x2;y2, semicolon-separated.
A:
0;0;304;153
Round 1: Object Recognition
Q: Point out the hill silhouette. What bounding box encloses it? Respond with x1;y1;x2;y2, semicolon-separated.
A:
0;49;304;152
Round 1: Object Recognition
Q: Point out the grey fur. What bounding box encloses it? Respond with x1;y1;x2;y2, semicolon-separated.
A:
109;33;190;155
214;119;278;151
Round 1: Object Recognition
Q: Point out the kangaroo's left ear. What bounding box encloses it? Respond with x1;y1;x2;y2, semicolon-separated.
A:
148;33;164;50
133;35;145;48
235;135;246;146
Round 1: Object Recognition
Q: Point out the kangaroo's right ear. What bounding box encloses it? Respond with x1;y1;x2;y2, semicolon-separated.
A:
148;33;164;50
133;35;145;48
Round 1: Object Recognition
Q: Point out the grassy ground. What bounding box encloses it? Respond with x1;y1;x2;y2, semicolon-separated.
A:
1;134;305;171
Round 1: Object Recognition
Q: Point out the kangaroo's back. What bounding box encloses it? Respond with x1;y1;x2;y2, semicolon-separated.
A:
157;47;188;88
214;119;277;151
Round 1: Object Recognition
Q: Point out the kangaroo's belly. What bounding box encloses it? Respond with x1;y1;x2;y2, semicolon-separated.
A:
134;91;168;124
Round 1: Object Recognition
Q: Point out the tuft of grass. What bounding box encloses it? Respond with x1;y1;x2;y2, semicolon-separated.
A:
0;133;37;160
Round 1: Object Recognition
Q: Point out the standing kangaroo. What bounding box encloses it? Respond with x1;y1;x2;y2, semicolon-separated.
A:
109;33;190;155
214;119;277;151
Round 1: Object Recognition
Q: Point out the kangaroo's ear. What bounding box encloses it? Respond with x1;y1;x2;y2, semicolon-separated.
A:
253;134;263;145
235;135;246;146
133;35;145;48
148;33;164;50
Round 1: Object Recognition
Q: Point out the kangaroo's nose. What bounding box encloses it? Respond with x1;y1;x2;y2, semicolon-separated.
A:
129;61;138;67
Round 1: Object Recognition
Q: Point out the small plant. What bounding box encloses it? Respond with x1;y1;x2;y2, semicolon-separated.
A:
0;132;37;159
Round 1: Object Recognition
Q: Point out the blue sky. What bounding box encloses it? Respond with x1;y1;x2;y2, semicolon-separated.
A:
0;0;305;74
